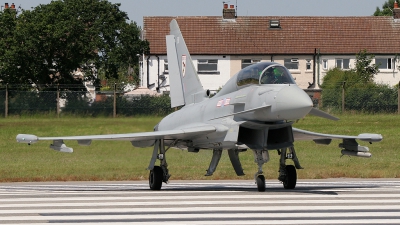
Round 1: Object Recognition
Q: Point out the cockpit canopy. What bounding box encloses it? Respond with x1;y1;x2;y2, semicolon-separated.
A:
237;62;296;86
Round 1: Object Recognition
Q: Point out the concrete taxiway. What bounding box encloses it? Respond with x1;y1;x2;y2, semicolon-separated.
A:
0;179;400;224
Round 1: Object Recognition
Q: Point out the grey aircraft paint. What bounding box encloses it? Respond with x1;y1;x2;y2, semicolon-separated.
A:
16;19;382;192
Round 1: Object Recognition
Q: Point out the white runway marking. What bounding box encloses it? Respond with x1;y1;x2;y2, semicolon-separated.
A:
0;179;399;225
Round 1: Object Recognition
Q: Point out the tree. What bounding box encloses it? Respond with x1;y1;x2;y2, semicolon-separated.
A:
374;0;398;16
0;0;149;91
0;8;18;84
320;50;397;113
98;20;148;87
321;49;378;88
354;49;379;83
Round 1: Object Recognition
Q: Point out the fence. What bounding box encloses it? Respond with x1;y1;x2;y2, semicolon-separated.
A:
0;84;399;117
316;83;399;113
0;84;174;117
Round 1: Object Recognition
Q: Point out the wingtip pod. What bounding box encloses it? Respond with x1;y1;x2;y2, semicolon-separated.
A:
357;133;383;143
16;134;38;144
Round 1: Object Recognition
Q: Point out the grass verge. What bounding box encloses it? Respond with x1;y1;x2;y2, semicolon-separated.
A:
1;114;399;182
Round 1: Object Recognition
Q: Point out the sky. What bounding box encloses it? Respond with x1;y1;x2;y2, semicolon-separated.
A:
7;0;389;27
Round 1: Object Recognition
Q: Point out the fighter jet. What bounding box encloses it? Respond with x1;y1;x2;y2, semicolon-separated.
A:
16;20;382;192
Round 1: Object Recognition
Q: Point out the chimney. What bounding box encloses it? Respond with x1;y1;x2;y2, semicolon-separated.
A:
394;1;400;19
223;4;236;19
5;3;9;9
11;3;15;9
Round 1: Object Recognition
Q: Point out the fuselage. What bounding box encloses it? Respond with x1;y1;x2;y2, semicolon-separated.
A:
158;62;313;132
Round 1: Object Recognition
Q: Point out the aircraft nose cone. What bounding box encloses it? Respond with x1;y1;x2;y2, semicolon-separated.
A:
274;86;313;120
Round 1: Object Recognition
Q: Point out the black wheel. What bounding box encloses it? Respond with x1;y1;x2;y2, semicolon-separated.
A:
283;165;297;189
256;174;266;192
149;166;163;190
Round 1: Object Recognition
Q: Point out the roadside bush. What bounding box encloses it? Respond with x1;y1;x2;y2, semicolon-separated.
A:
61;90;93;115
62;94;174;117
344;84;397;112
116;94;174;116
321;68;397;113
321;68;355;111
8;90;57;115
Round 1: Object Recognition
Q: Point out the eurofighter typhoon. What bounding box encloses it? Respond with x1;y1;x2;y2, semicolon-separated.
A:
17;20;383;192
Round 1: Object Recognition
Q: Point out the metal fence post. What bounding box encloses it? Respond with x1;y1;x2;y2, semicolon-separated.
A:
5;84;8;118
342;81;346;113
57;84;60;118
398;81;400;114
113;83;116;118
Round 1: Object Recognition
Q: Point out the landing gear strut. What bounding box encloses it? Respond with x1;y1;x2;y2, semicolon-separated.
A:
148;139;171;190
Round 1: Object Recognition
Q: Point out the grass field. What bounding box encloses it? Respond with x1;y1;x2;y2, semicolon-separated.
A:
1;114;399;182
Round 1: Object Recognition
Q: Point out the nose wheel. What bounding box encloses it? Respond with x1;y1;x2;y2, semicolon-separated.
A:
256;174;266;192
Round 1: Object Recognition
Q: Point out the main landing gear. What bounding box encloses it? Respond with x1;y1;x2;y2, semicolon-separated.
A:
278;147;303;190
253;147;303;192
146;140;303;192
148;139;171;190
149;166;163;190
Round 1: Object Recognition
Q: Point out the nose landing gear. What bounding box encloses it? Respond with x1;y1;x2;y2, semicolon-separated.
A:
253;150;270;192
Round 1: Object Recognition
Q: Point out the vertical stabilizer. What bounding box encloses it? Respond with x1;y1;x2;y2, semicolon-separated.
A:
166;35;185;107
166;19;207;107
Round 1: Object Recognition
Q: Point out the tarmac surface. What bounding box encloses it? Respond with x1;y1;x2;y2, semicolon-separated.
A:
0;179;400;224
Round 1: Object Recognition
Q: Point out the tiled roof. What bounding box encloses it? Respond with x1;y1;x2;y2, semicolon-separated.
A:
143;16;400;55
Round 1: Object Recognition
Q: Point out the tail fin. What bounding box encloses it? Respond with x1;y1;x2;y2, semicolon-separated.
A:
166;19;208;107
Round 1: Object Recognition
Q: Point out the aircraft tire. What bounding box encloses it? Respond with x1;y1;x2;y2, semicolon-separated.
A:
283;165;297;189
149;166;163;190
256;174;266;192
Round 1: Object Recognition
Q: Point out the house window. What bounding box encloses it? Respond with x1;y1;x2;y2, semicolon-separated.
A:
306;59;312;71
241;59;261;69
336;58;350;69
198;59;219;74
284;58;299;70
343;59;350;69
322;59;328;70
376;58;394;69
163;59;168;74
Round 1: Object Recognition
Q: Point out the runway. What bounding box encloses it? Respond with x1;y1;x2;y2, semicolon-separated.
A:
0;179;400;224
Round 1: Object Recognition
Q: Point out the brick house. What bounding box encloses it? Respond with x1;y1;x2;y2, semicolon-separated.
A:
141;4;400;94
